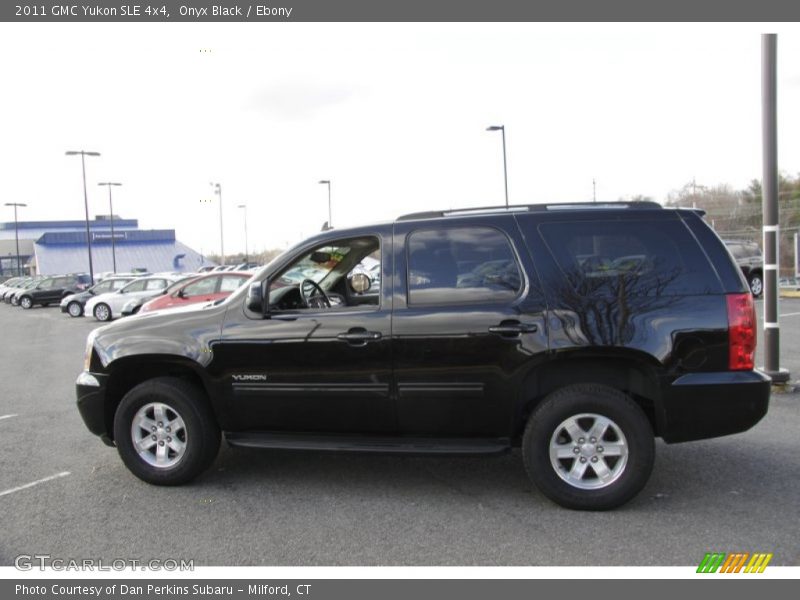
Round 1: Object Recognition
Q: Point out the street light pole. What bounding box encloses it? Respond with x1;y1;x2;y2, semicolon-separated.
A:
4;202;27;276
97;182;122;273
760;33;790;384
318;180;332;229
237;204;249;263
211;182;224;266
66;150;101;284
486;125;509;207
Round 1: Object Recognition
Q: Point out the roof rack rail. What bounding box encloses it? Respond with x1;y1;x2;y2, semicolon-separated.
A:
396;201;663;222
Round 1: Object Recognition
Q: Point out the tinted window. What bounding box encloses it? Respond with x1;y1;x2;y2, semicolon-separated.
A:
407;227;522;305
539;219;720;296
183;277;218;296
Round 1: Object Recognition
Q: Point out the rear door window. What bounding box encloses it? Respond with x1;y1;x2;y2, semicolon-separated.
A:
538;219;721;296
407;226;523;305
220;275;249;292
183;277;218;296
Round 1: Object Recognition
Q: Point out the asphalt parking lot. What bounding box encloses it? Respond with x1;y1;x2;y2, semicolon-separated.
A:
0;299;798;567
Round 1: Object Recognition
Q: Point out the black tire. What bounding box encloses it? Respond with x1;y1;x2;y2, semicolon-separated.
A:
19;295;33;309
93;302;112;321
748;272;763;298
522;383;654;511
67;301;83;317
113;377;220;486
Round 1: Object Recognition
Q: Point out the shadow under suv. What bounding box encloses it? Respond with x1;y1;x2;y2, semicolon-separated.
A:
76;202;769;510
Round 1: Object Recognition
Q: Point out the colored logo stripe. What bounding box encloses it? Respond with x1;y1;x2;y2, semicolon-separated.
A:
745;553;773;573
697;552;773;573
697;553;726;573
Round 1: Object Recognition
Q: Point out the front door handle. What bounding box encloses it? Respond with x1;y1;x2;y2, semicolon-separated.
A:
337;329;382;343
488;321;538;336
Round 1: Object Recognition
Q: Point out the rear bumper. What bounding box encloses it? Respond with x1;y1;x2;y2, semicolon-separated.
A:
76;371;114;446
660;370;771;443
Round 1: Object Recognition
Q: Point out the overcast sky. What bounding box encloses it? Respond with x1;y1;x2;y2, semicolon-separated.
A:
1;22;800;258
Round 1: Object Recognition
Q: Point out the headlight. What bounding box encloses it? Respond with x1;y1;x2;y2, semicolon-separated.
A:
84;329;98;372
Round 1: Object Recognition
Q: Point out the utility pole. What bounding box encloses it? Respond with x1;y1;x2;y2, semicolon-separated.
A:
318;180;332;229
4;202;27;276
237;204;249;263
760;34;790;383
486;125;509;207
97;182;121;273
211;182;224;266
592;178;596;203
65;150;101;284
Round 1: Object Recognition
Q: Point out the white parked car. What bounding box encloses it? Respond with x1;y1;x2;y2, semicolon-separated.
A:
84;275;188;322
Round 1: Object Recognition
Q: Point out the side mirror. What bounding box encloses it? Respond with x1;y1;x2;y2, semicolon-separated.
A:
349;272;371;294
246;280;269;317
176;289;186;299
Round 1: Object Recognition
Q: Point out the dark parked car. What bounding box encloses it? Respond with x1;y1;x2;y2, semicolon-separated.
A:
4;276;45;304
76;202;769;510
60;276;138;317
17;273;92;309
724;239;763;297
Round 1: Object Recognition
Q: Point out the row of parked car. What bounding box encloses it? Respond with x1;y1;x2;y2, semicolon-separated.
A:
0;268;256;322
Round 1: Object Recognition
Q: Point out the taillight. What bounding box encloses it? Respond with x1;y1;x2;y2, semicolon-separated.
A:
726;293;756;370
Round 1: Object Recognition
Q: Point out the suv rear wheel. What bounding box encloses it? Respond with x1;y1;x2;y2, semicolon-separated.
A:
522;383;654;510
113;377;221;485
748;272;763;298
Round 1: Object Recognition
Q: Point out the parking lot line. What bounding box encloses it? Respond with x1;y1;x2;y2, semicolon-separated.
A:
0;414;18;421
779;312;800;318
0;471;71;498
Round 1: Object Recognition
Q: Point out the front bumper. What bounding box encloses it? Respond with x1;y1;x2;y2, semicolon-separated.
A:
76;371;114;446
660;370;771;443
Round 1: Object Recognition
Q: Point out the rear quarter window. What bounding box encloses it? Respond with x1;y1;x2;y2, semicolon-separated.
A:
407;226;523;305
538;219;721;297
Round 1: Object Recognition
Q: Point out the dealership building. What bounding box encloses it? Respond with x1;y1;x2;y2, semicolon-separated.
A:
0;216;211;277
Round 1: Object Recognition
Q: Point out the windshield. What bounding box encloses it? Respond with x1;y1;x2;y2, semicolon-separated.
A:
279;245;353;285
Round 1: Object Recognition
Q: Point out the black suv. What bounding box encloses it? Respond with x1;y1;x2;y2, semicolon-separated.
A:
76;203;769;510
18;273;92;309
723;239;764;297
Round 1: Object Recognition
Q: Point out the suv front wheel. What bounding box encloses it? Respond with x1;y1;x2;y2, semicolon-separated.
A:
113;377;221;485
522;383;654;510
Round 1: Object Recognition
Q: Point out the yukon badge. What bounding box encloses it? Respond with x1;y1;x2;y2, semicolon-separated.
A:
231;374;268;382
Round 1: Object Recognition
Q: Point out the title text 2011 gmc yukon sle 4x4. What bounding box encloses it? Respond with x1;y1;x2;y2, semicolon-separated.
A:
76;202;770;510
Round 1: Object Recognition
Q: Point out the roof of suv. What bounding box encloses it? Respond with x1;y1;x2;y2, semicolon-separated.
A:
396;201;668;222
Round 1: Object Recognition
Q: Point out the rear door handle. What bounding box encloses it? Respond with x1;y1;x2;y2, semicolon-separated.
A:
488;322;538;336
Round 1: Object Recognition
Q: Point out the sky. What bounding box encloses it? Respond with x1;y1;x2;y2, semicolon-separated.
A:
1;22;800;258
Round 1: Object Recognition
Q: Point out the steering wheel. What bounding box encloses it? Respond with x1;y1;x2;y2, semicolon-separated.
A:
300;279;331;309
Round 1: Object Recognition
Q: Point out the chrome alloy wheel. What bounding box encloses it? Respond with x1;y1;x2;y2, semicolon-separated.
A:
131;402;187;469
68;302;83;317
549;413;628;490
94;304;111;321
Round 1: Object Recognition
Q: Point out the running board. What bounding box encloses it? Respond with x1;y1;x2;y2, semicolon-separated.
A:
224;431;510;455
